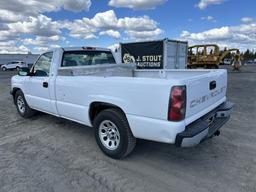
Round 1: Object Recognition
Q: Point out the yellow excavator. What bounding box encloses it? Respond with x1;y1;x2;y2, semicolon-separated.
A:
188;44;241;69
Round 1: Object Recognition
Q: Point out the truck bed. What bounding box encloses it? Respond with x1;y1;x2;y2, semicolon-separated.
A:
57;64;227;125
58;63;218;81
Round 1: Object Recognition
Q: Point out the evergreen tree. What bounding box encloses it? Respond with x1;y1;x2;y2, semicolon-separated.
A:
243;49;250;61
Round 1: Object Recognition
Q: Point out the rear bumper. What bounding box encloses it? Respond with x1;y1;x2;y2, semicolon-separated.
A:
175;101;234;147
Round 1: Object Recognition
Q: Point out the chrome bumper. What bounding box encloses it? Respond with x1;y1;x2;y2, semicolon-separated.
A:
175;101;234;147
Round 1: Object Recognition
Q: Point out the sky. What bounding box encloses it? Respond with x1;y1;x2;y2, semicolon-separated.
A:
0;0;255;54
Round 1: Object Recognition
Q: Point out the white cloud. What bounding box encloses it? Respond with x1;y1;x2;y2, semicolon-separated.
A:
62;18;97;39
0;23;9;31
62;0;91;12
196;0;225;10
180;22;256;50
99;30;121;39
0;41;30;54
0;9;26;23
0;0;92;53
0;14;65;54
117;16;158;31
33;44;61;53
22;35;63;46
65;10;163;40
8;15;61;37
0;0;91;21
108;0;167;10
0;3;163;53
241;17;255;23
0;31;17;41
201;16;216;22
126;28;163;39
90;10;119;29
0;0;75;53
181;27;230;41
68;10;158;31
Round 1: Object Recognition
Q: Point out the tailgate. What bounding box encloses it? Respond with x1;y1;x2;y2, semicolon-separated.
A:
185;70;227;121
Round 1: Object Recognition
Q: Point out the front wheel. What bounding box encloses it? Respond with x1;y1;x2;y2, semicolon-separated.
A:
15;90;35;118
2;67;6;71
94;109;136;159
16;66;20;71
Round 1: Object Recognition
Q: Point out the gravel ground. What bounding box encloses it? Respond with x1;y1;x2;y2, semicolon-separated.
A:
0;65;255;192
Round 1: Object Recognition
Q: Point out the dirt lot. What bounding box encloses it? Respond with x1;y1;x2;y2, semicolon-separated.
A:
0;65;255;192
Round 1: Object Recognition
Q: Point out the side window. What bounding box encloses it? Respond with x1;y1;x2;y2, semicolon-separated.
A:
32;52;53;76
189;47;196;55
206;46;215;55
197;47;205;55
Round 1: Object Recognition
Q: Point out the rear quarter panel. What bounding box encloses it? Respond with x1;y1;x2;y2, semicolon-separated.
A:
55;76;173;123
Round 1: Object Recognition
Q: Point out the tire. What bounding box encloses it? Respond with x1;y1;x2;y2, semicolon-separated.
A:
15;90;35;118
2;67;6;71
94;108;136;159
16;66;20;71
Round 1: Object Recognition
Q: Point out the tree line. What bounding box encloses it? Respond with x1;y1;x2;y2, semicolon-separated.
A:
222;48;256;61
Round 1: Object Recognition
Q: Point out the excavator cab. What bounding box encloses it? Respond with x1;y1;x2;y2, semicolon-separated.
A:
188;44;220;68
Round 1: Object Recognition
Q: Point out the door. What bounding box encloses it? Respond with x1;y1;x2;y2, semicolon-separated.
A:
6;63;13;69
9;62;18;69
25;52;56;114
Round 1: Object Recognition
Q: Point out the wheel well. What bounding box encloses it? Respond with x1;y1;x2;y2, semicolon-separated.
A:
89;102;126;125
12;88;21;101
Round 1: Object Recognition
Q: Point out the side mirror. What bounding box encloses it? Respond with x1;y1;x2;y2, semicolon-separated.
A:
18;67;30;76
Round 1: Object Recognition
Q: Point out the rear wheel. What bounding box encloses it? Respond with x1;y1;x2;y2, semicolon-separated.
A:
15;90;35;118
2;67;6;71
94;109;136;159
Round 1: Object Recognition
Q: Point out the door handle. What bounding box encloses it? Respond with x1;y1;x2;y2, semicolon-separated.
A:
43;82;48;88
209;81;216;90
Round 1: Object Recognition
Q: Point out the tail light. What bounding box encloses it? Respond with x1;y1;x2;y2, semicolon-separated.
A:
168;86;186;121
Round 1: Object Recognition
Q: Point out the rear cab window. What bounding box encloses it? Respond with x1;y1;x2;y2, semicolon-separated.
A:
61;50;116;67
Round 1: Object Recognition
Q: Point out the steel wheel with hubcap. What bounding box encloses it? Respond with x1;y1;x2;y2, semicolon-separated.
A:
17;95;25;114
14;90;35;118
99;120;120;150
94;108;136;159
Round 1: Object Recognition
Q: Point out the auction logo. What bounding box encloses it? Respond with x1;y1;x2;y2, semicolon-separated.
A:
123;53;135;63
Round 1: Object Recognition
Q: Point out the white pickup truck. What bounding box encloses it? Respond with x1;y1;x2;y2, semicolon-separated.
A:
11;47;233;159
